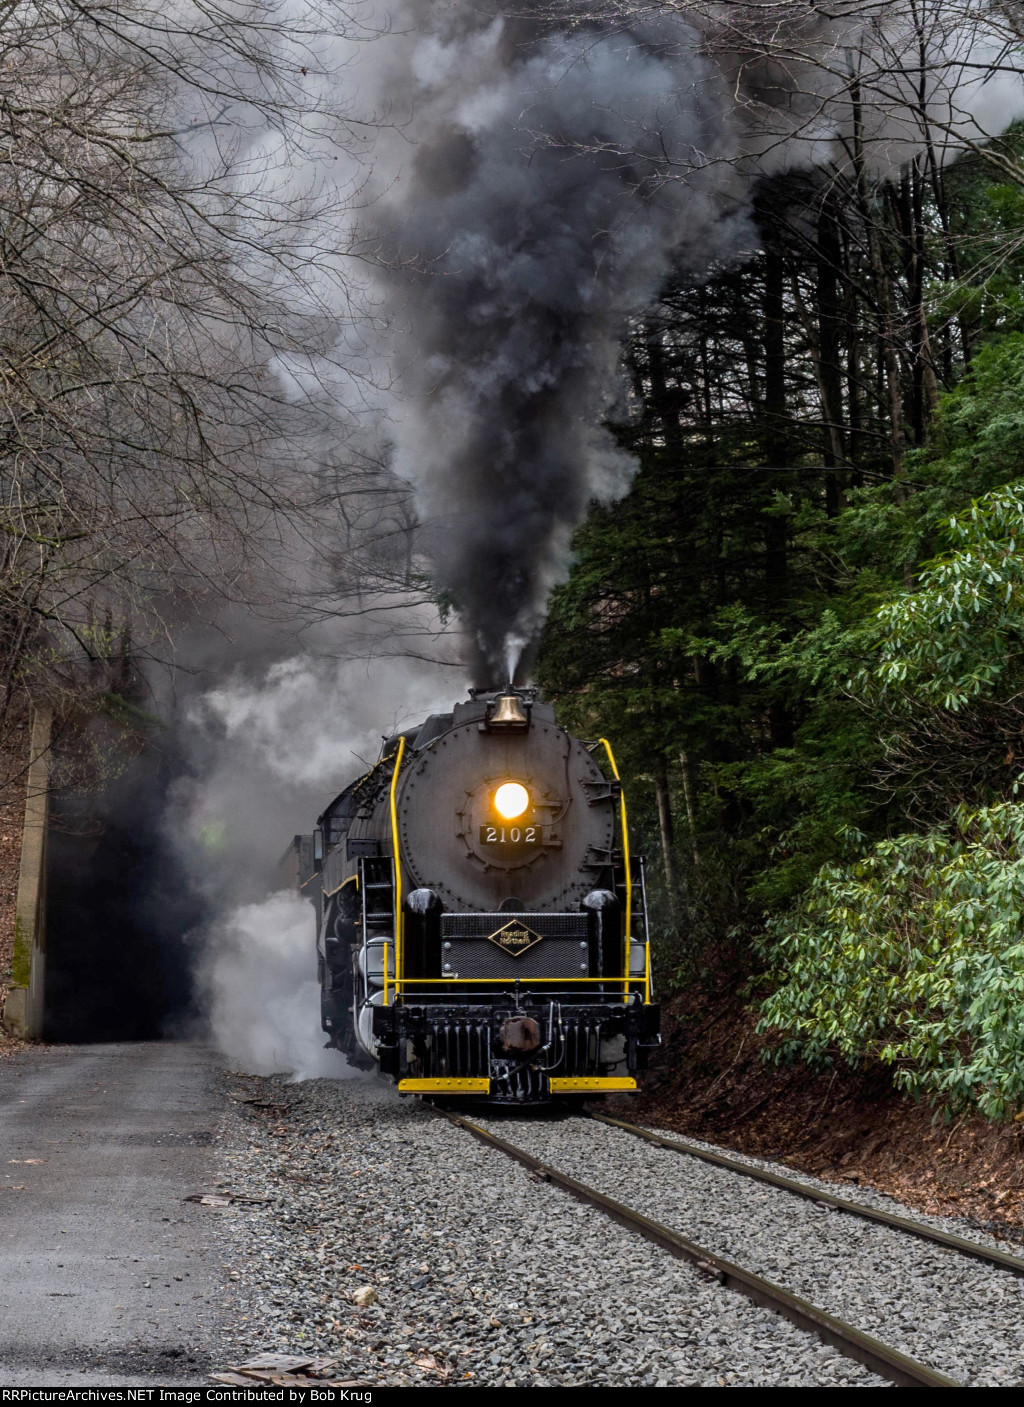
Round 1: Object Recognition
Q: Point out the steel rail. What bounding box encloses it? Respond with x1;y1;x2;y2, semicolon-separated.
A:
436;1108;957;1388
589;1111;1024;1280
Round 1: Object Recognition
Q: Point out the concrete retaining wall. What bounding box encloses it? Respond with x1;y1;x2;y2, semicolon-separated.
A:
2;707;51;1038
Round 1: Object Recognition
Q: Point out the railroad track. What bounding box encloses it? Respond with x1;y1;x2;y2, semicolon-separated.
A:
590;1110;1024;1280
432;1105;969;1388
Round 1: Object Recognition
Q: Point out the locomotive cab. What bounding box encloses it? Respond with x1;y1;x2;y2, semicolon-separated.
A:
285;687;659;1104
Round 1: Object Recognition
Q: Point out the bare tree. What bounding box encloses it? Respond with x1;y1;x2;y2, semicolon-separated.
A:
0;0;412;759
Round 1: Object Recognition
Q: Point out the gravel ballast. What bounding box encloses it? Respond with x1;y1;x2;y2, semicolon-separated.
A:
474;1111;1024;1387
215;1076;887;1387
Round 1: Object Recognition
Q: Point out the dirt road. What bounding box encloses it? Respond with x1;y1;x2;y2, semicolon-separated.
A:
0;1042;228;1386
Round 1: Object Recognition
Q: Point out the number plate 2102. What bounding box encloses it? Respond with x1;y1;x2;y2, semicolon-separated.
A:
479;824;539;845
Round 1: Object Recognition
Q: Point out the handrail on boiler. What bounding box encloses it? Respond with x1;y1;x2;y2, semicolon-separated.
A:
597;738;634;1001
388;736;406;1000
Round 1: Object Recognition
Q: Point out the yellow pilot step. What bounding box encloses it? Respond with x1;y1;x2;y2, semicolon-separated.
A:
549;1077;637;1092
398;1078;491;1093
398;1076;637;1094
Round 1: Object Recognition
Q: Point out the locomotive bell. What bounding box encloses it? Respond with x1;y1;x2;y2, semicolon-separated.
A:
487;690;530;731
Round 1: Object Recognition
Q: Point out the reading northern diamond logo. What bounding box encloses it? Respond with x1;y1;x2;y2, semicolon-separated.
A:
485;919;545;957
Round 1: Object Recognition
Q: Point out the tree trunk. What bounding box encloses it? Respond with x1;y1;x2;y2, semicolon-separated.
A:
763;236;795;748
653;755;679;924
840;212;864;488
816;192;847;514
645;320;683;456
852;72;906;480
679;750;701;869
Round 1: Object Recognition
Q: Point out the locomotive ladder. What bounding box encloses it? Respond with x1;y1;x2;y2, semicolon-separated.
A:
358;854;396;1007
359;856;395;926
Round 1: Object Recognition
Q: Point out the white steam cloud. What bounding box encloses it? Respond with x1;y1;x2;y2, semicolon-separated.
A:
200;890;346;1079
199;654;455;788
171;638;455;1077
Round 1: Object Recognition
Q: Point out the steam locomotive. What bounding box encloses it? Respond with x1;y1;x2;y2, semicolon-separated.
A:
282;687;660;1103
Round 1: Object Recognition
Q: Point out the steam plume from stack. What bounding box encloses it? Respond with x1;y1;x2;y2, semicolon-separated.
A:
365;3;759;680
350;1;1024;681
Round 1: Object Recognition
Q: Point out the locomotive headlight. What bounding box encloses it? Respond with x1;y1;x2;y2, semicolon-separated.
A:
493;781;529;819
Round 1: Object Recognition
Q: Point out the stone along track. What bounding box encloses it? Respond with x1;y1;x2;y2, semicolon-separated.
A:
458;1105;1024;1387
219;1076;898;1387
591;1110;1024;1277
439;1109;951;1388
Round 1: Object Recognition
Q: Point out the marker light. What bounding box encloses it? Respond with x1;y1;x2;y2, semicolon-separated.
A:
494;782;529;819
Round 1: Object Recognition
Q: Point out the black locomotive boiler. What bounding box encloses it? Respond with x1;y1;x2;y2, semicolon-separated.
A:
282;687;660;1103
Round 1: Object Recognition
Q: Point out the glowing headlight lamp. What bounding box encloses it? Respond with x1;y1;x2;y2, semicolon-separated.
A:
493;782;529;819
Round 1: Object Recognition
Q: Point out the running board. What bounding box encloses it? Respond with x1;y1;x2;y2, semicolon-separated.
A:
398;1078;491;1093
549;1077;637;1092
